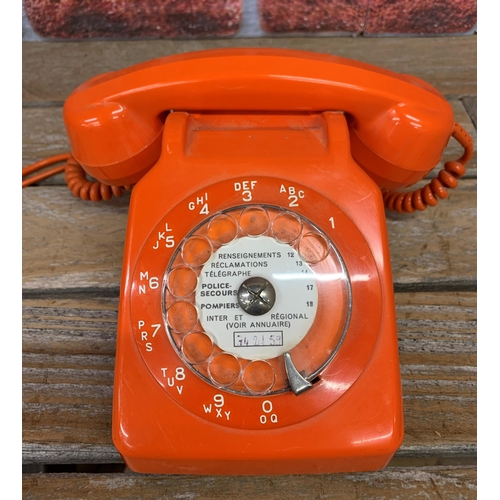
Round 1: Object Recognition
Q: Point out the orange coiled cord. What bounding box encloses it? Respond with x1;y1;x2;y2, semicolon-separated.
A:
22;154;132;201
65;156;132;201
382;122;473;213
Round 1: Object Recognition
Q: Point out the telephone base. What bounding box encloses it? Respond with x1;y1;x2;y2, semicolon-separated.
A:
112;110;403;475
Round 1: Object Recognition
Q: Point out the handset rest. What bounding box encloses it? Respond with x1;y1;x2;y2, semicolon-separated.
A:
63;48;454;188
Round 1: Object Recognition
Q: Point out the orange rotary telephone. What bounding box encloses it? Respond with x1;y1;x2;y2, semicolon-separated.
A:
23;49;472;475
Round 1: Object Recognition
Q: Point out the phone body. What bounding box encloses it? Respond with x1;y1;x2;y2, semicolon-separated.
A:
62;48;458;474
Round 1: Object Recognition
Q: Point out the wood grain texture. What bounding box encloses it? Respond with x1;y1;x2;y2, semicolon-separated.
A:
461;95;477;129
22;292;476;464
22;466;477;499
22;180;476;293
22;36;476;104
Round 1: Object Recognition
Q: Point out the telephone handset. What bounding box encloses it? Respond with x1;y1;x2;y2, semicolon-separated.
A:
53;49;473;474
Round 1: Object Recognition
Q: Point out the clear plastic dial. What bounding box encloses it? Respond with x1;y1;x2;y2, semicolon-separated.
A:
163;205;351;396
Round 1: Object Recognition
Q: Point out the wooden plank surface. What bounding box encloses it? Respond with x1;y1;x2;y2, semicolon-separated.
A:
22;36;476;104
22;291;476;464
462;96;477;129
22;179;476;293
22;466;477;499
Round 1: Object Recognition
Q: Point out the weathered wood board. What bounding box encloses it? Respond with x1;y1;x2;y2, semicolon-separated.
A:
22;37;477;104
22;466;477;500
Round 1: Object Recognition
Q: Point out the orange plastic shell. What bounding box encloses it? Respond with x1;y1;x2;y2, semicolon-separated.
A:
57;48;459;474
111;111;404;474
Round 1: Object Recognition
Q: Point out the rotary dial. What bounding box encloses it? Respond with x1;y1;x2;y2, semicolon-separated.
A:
163;205;351;396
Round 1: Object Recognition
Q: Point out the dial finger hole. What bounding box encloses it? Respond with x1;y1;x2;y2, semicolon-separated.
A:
181;331;214;365
182;236;212;267
271;212;303;244
167;265;198;298
208;353;241;387
298;232;330;264
242;360;276;395
239;207;270;237
166;300;198;333
207;214;238;246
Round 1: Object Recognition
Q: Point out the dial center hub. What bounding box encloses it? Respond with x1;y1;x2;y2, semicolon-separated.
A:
237;277;276;316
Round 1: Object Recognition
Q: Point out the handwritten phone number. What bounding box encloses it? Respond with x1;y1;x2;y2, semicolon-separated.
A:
234;331;283;347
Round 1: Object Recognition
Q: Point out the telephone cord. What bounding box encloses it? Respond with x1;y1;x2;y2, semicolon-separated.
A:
382;122;473;213
22;154;132;201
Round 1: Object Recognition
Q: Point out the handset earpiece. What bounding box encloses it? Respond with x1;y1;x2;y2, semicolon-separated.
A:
64;99;165;186
348;101;454;189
